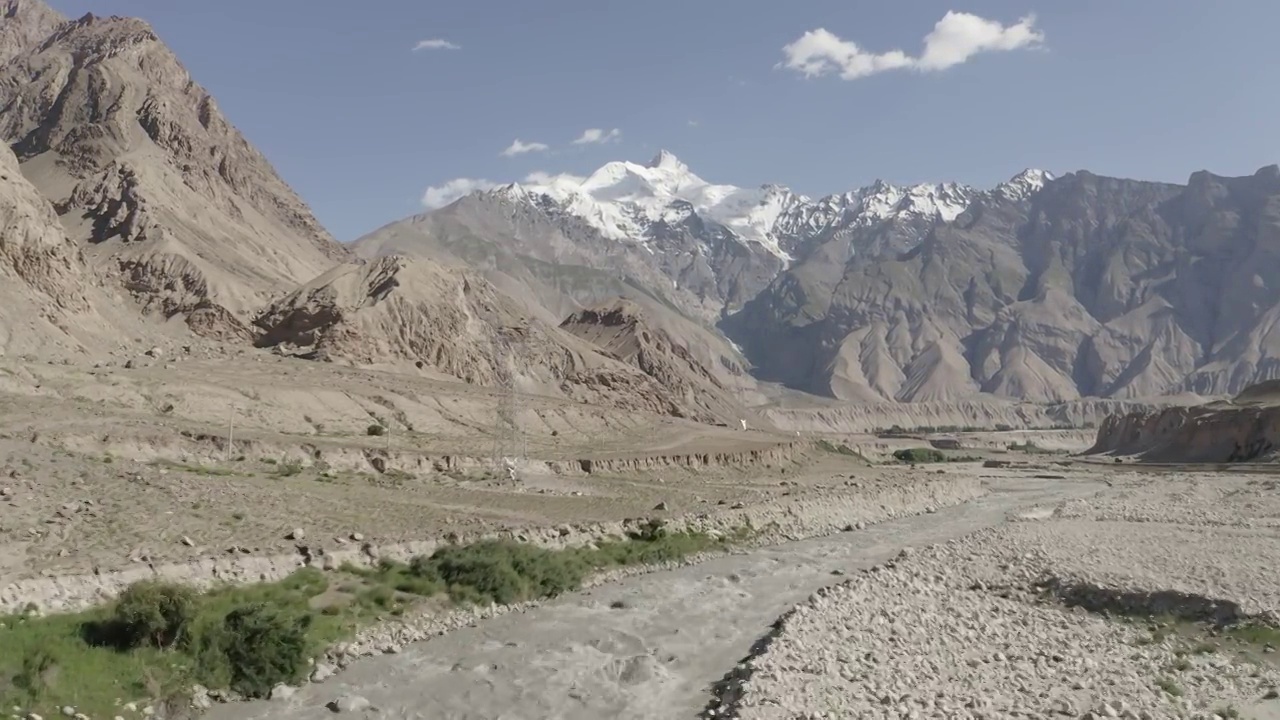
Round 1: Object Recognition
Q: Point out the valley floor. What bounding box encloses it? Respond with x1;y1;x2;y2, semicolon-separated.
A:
6;349;1276;720
211;466;1280;720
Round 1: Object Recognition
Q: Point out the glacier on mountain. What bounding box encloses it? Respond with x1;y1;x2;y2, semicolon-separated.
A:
490;150;1051;265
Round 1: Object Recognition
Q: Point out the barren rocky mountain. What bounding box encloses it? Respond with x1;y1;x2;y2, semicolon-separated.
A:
0;0;61;63
735;166;1280;403
0;3;349;340
253;256;691;418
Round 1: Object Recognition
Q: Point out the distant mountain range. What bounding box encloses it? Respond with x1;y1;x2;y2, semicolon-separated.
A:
357;152;1280;404
3;0;1279;419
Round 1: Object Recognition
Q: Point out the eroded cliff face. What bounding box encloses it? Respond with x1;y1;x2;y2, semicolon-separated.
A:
1087;381;1280;462
0;137;156;357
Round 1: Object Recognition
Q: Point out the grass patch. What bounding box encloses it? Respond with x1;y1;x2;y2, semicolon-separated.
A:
0;523;748;715
1155;676;1184;697
815;439;868;461
892;448;947;464
1224;622;1280;647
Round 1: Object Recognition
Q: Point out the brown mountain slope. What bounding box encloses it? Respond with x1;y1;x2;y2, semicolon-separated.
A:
559;298;762;424
0;139;157;358
0;6;349;339
253;257;687;418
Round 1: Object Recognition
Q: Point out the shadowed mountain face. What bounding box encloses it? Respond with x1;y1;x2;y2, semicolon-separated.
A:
732;167;1280;402
0;3;349;340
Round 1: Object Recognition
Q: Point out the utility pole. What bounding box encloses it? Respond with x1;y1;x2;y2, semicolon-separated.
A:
225;405;234;462
491;327;527;483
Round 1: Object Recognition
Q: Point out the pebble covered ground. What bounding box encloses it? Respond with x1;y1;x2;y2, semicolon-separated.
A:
718;473;1280;720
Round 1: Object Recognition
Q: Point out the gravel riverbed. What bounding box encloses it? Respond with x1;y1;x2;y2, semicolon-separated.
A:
720;473;1280;720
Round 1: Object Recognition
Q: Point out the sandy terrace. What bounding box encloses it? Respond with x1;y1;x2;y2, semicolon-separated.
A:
0;433;906;581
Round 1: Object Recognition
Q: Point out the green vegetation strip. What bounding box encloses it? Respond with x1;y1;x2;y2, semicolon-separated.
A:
892;448;947;463
0;521;748;716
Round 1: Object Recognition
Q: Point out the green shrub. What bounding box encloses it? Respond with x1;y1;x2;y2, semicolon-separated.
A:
413;540;589;605
111;580;196;649
366;424;386;436
214;603;312;698
892;448;947;464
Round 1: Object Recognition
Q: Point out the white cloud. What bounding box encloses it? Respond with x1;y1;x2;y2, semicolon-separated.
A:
917;12;1044;71
780;12;1042;81
421;178;497;209
571;128;622;145
413;38;460;52
499;139;550;157
523;170;586;188
687;119;699;127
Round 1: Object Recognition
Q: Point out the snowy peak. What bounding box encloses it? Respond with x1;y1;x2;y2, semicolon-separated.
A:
647;149;688;173
498;152;802;259
994;168;1054;201
478;155;1053;265
857;180;977;224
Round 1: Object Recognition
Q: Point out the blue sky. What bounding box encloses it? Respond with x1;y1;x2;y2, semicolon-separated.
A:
45;1;1280;241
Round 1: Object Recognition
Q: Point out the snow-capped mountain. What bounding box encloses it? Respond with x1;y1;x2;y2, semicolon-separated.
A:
357;160;1280;409
491;150;1051;264
497;150;808;260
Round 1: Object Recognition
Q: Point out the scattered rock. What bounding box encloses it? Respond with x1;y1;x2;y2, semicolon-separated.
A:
326;695;372;713
269;683;296;700
311;663;335;683
287;528;305;541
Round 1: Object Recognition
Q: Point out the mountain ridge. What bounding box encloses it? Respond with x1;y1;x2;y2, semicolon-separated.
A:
368;153;1280;405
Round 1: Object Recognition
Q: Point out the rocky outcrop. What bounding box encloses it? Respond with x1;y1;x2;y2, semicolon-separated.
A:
0;5;349;335
1087;381;1280;462
254;256;688;417
0;138;153;357
559;298;762;424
